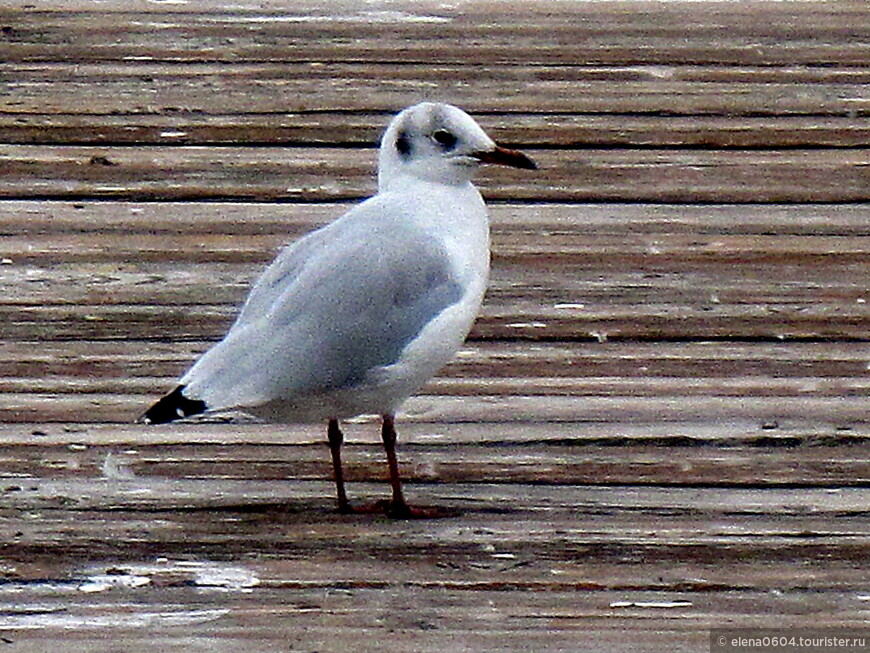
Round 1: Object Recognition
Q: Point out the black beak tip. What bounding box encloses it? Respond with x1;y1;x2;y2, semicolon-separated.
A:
518;153;539;170
476;146;539;171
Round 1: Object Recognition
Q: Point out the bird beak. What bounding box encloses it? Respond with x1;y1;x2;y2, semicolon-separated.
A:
473;145;538;170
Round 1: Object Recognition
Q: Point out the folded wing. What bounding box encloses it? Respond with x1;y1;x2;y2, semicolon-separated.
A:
181;196;465;411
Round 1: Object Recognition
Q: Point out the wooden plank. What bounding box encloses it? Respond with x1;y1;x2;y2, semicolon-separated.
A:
3;340;868;382
2;473;869;648
3;372;868;402
3;200;870;235
4;472;870;551
0;581;861;652
2;391;868;425
3;220;869;263
2;299;867;343
3;113;870;149
0;593;856;653
1;263;866;318
5;480;870;539
2;466;865;653
2;1;869;67
2;224;868;269
1;338;868;422
0;201;865;343
2;258;867;306
4;62;870;116
2;420;867;447
3;144;870;202
3;430;870;486
2;338;867;429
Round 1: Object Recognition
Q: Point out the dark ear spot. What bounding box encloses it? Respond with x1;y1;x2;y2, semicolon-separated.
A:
396;130;412;158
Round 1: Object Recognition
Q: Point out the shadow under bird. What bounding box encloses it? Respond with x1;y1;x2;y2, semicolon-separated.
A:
139;102;537;518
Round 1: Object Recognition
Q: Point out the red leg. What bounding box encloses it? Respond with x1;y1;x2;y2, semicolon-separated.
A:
327;419;351;514
378;414;455;519
380;414;411;517
326;416;453;519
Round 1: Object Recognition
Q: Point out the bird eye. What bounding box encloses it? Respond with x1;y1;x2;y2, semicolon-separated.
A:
432;129;458;150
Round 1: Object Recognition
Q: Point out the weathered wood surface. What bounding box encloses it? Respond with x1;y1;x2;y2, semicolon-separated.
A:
1;0;869;651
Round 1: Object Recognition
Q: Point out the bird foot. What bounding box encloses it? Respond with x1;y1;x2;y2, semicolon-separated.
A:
339;499;457;520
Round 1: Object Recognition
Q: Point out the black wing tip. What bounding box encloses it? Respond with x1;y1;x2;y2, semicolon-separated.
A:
137;385;207;425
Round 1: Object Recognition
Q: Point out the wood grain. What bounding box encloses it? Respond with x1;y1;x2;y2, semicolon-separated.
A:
3;113;870;150
0;1;868;650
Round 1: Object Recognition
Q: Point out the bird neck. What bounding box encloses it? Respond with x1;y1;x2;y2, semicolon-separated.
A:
378;157;478;192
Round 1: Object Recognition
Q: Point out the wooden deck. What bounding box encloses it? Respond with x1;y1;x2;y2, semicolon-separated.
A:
1;1;869;650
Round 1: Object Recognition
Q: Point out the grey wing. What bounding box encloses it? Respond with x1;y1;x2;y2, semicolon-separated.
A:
230;221;330;328
181;198;464;409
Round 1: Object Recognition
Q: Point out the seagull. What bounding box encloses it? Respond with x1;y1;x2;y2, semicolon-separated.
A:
139;102;537;518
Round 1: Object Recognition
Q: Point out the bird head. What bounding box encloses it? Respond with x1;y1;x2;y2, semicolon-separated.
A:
378;102;537;190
